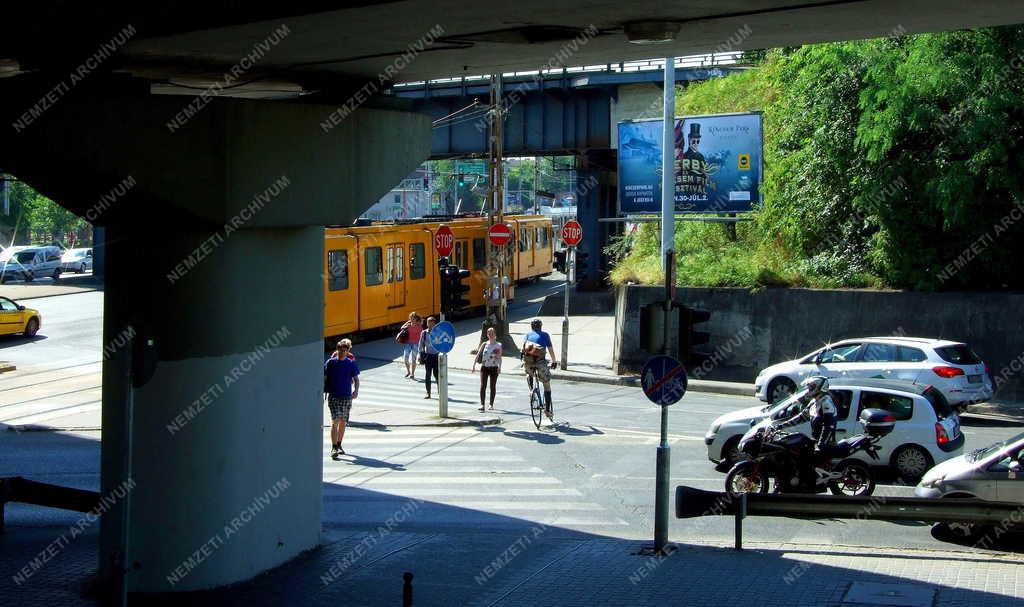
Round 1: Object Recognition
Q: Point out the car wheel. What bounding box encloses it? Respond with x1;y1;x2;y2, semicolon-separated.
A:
23;272;33;282
23;317;39;337
891;445;933;482
721;435;743;465
767;377;797;403
52;268;61;281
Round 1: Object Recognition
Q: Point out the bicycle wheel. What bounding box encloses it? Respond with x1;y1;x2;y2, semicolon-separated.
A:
530;387;544;429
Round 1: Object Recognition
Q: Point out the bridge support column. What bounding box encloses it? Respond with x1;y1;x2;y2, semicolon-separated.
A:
100;223;324;592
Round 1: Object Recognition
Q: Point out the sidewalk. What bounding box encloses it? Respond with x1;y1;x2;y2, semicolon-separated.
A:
0;274;102;301
3;524;1023;606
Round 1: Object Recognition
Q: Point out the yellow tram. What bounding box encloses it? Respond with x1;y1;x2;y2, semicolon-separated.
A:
323;215;553;340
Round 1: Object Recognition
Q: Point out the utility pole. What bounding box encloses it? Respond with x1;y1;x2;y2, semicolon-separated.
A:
484;73;516;350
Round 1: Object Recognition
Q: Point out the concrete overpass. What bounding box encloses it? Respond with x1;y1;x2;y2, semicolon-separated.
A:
2;0;1023;595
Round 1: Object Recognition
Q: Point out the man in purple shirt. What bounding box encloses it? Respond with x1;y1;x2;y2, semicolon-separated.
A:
324;340;360;459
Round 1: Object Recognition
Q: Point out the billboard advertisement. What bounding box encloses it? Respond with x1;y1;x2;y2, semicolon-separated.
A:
617;112;763;214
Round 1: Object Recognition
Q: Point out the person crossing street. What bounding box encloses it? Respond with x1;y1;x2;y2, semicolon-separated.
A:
324;339;360;459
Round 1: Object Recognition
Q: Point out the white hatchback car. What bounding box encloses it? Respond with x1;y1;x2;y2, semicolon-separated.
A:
706;379;965;480
754;337;992;409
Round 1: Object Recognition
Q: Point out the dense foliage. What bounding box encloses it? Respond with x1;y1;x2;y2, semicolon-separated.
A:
611;26;1024;291
0;179;91;248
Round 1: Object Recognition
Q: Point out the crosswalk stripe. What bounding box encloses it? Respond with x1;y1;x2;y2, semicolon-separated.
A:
327;455;525;463
324;466;545;474
2;401;101;426
322;499;603;511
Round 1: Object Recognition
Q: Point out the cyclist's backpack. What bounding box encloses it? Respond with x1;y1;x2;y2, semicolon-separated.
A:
523;342;544;360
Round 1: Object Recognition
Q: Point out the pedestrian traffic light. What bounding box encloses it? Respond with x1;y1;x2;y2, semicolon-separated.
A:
440;265;472;315
553;250;567;273
678;305;712;367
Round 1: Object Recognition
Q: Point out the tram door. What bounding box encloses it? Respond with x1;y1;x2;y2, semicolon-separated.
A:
386;243;406;308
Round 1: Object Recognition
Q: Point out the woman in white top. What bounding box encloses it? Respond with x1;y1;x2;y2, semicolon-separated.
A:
472;327;503;412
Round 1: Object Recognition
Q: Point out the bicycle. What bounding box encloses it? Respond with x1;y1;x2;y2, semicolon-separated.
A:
526;361;559;430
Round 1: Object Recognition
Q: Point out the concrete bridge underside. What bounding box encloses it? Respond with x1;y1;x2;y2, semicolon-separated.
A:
1;0;1024;595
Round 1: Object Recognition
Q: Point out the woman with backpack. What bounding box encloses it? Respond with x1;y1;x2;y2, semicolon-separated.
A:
398;312;423;379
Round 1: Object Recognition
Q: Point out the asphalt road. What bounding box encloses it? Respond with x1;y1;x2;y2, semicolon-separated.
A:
2;289;1023;557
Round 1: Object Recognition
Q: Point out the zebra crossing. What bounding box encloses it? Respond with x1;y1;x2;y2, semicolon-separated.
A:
322;424;630;530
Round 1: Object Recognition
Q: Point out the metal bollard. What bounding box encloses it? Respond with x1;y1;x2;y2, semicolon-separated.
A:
403;571;414;607
734;492;746;551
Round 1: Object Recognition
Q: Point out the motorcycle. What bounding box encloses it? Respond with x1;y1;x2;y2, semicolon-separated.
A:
724;408;896;497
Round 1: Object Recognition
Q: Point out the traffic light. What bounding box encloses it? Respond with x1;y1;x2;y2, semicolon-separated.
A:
553;250;567;273
440;264;471;315
457;173;466;187
678;305;712;367
574;249;589;281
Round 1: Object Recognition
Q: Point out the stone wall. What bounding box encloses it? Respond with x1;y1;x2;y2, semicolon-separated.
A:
613;285;1024;402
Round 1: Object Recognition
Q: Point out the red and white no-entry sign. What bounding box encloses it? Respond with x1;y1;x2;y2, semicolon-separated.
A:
561;220;583;247
488;223;513;247
434;226;454;258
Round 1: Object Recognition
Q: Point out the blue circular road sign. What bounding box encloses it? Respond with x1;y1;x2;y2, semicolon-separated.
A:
429;321;456;354
641;355;688;407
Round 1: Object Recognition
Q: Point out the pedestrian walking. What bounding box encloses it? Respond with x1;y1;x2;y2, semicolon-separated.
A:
398;312;424;379
419;316;440;399
472;327;502;412
324;339;360;459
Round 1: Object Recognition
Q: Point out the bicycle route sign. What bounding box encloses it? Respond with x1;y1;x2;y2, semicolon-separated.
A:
641;355;687;406
429;320;456;354
434;226;455;258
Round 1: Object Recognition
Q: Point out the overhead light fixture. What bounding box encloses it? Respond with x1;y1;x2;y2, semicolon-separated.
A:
624;21;681;45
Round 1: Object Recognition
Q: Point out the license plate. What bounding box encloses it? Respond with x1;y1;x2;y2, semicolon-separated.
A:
968;374;982;384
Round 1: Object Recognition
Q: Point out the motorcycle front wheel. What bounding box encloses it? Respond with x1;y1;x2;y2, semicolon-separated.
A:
725;467;771;496
828;461;875;496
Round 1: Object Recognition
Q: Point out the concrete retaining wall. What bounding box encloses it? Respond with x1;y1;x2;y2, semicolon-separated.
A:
613;285;1024;402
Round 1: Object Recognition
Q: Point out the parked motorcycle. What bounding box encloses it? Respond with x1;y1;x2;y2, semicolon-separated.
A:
724;408;896;497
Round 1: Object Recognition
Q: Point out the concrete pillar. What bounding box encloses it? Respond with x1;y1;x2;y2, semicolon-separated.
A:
575;150;615;290
99;222;324;592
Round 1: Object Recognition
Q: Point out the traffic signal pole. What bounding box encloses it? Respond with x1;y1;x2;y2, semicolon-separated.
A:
438;311;448;418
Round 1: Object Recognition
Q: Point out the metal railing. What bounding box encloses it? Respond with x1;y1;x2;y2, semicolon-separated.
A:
0;477;100;532
676;485;1024;549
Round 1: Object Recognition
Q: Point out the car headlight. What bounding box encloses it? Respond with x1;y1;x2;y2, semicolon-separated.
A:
710;423;721;434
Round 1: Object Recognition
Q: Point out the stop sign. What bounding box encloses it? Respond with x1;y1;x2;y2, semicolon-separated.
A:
488;223;513;247
434;226;454;258
561;220;583;246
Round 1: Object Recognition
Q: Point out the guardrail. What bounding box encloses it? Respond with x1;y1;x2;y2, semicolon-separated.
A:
0;476;100;532
675;485;1023;549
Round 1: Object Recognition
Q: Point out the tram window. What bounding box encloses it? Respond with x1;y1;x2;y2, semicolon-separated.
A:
327;250;348;291
472;238;486;269
410;243;425;279
389;245;404;282
535;227;547;248
365;247;383;286
519;228;530;251
454;240;468;269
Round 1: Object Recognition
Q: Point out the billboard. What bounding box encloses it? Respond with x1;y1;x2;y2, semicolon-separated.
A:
617;112;763;214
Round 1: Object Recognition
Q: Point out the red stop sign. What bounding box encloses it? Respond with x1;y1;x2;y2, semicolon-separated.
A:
434;226;454;257
561;220;583;246
488;223;513;247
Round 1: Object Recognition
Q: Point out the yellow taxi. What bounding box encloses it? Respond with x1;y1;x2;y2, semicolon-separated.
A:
0;296;41;337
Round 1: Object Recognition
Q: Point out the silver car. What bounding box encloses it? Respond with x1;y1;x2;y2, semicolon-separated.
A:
916;431;1024;502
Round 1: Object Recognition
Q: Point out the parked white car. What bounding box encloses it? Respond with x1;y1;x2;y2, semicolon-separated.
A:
707;379;964;480
754;337;992;408
60;248;93;273
0;246;63;282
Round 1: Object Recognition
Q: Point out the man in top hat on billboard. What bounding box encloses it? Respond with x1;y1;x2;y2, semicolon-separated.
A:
676;121;710;200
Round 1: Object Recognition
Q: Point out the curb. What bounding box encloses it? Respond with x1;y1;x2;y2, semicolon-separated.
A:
1;285;103;301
